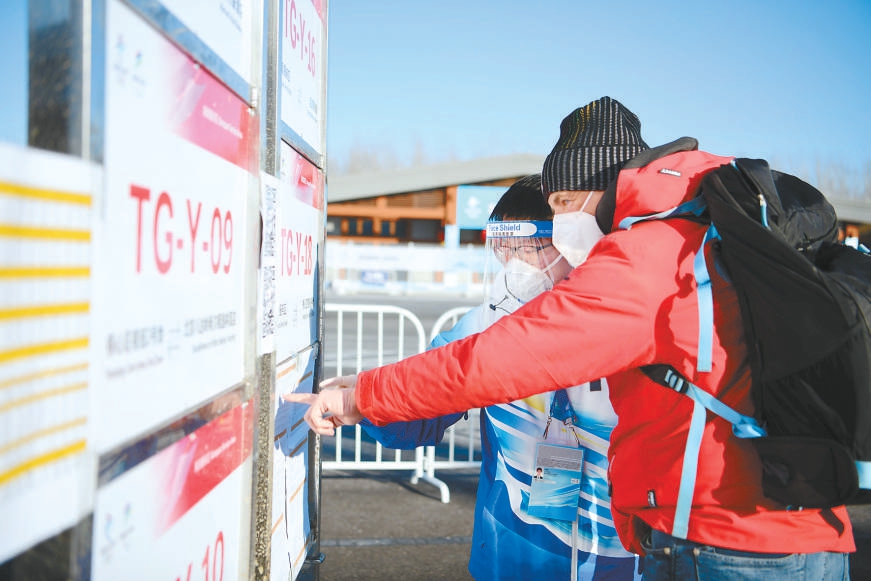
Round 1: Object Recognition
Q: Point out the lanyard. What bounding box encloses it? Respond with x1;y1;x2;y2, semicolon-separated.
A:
542;389;581;447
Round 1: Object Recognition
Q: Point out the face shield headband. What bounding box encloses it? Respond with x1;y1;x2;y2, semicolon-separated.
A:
484;220;561;319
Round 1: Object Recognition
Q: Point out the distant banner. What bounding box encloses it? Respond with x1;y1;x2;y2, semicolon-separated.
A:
326;241;486;273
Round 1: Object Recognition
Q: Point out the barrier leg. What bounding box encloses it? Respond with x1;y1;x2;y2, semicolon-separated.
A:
410;446;450;503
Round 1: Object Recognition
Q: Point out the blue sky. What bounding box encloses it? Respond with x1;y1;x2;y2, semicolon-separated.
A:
0;2;27;145
326;0;871;190
2;1;868;191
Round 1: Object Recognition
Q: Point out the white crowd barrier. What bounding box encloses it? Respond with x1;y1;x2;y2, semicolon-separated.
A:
427;306;473;343
322;303;480;503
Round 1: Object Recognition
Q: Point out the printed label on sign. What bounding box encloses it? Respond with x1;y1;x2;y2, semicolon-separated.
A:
258;174;279;355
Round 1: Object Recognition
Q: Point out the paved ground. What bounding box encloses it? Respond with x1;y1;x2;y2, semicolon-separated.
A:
318;469;478;581
316;469;871;581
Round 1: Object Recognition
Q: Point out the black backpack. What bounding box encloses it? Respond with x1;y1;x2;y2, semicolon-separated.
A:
627;147;871;511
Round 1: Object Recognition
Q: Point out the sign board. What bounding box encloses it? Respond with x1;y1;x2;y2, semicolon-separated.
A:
145;0;253;90
93;0;254;452
92;401;254;580
280;0;327;157
455;185;507;229
274;141;323;358
271;345;316;581
0;143;99;563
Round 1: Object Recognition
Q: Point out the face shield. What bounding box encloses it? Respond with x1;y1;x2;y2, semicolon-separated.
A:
483;220;567;321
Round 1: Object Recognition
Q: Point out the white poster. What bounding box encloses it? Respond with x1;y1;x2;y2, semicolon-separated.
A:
92;401;254;581
280;0;326;155
159;0;253;87
94;0;254;452
275;142;323;358
0;143;99;563
271;345;316;581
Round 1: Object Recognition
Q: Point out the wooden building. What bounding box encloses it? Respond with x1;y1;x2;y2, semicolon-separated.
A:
326;154;544;245
327;154;871;248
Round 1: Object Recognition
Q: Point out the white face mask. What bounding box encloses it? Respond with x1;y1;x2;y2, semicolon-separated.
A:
503;254;559;303
552;191;605;267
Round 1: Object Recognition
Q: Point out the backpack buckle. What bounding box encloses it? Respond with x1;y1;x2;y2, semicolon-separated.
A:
663;369;689;394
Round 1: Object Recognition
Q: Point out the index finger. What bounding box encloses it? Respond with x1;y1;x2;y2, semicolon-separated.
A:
282;392;318;405
319;375;356;390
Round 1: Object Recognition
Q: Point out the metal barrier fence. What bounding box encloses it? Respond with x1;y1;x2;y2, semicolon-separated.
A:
427;306;473;342
322;303;479;502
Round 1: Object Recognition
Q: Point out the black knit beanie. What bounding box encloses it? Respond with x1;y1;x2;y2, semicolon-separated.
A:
541;97;649;196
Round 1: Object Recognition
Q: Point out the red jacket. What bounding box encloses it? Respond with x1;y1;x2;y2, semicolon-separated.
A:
356;147;855;555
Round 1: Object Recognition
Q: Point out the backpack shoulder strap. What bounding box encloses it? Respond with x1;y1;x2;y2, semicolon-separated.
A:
616;151;734;374
641;364;766;538
641;364;766;438
617;197;706;231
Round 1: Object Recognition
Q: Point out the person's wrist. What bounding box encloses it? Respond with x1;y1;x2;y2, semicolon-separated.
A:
354;371;371;421
342;387;362;424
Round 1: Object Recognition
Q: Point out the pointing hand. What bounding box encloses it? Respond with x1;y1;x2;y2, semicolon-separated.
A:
282;374;362;436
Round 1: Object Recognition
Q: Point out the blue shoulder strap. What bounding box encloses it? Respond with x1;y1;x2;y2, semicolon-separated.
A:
653;367;766;537
617;197;707;231
621;190;759;538
618;196;715;374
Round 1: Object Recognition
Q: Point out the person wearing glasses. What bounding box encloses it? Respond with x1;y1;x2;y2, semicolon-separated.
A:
349;175;641;581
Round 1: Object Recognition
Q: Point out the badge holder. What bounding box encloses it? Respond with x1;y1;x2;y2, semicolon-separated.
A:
527;391;584;522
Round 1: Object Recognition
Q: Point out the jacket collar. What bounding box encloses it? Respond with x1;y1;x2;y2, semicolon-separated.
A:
596;137;699;233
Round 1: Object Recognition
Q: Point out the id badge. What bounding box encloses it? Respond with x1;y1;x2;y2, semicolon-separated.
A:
527;442;584;521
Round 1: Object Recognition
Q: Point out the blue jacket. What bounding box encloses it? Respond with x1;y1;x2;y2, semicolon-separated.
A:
362;304;640;581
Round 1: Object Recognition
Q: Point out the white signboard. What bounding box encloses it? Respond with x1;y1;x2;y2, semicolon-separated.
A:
275;142;323;358
94;0;254;452
92;401;254;581
271;346;316;581
0;143;99;563
280;0;326;155
159;0;253;87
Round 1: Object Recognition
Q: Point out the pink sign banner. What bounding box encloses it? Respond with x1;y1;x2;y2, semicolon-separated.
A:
92;401;254;581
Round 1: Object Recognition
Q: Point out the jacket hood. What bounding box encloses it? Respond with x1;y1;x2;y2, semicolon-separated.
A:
596;137;702;233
